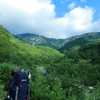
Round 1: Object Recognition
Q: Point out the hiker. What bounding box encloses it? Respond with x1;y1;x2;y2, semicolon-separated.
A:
4;66;19;97
4;66;30;100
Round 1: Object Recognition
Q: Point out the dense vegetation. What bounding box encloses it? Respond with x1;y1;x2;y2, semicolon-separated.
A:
16;32;100;52
59;32;100;53
59;37;89;53
0;25;100;100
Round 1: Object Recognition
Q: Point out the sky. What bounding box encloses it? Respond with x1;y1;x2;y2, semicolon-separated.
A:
0;0;100;39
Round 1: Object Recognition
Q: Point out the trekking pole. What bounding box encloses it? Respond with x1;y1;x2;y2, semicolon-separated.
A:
28;84;30;100
15;86;19;100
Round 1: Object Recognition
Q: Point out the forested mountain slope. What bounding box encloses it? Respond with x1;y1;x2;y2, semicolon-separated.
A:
1;25;100;100
16;33;68;49
0;25;63;65
53;40;100;88
16;32;100;52
79;40;100;64
59;32;100;53
65;40;100;65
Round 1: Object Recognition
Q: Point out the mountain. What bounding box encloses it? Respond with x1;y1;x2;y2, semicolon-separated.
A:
79;40;100;64
16;33;57;49
1;25;100;99
16;32;100;51
0;25;63;65
16;33;67;49
59;32;100;53
65;39;100;65
16;33;80;49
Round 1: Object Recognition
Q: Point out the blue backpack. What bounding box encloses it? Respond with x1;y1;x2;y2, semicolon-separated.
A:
8;71;30;100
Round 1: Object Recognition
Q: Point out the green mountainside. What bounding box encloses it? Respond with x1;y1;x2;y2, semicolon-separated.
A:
1;25;100;100
16;33;56;48
59;32;100;53
65;40;100;65
16;33;69;49
16;32;100;52
59;37;89;53
53;40;100;87
0;25;63;65
79;40;100;64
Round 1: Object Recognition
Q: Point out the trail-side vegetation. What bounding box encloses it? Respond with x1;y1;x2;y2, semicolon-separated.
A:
0;25;100;100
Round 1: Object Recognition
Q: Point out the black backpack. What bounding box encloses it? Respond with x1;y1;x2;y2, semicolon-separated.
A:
7;71;30;100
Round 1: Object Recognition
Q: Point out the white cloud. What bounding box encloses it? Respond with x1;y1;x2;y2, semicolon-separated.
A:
0;0;100;39
68;2;76;10
64;7;94;32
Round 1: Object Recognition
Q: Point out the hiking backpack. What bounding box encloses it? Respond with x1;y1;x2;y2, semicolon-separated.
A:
8;71;30;100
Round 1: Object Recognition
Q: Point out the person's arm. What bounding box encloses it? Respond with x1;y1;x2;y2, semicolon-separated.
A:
4;80;11;97
4;91;8;97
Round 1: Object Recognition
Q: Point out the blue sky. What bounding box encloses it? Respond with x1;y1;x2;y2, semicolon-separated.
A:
54;0;100;20
0;0;100;39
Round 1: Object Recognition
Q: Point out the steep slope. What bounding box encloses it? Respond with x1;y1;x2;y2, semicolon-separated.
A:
80;32;100;40
59;32;100;53
0;25;63;65
59;37;89;53
64;40;100;65
16;32;100;51
79;40;100;64
16;33;72;49
16;33;58;49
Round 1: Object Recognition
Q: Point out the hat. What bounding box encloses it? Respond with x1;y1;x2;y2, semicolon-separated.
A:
11;66;19;76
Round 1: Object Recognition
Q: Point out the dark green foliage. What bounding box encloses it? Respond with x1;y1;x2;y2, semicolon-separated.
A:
0;25;63;66
0;62;14;83
59;37;89;53
0;27;12;61
1;25;100;99
59;32;100;53
16;33;64;49
16;32;100;51
81;32;100;40
79;41;100;64
30;69;66;100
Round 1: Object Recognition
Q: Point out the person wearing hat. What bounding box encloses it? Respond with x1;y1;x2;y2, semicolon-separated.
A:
4;66;19;97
